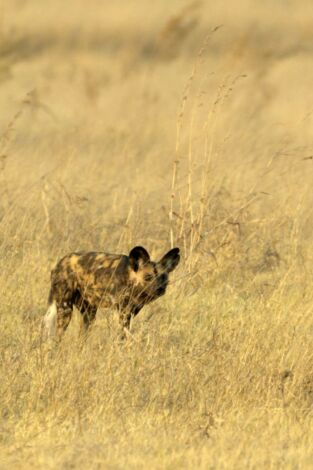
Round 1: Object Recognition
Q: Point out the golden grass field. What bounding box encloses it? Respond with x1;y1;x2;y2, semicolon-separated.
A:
2;0;313;468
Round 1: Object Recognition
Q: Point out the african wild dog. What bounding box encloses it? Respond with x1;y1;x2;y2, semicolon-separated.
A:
43;246;180;340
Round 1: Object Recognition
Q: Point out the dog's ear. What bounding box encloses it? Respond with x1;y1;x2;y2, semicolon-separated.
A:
129;246;150;272
159;248;180;273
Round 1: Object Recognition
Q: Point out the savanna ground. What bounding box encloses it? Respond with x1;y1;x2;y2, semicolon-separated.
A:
1;0;313;468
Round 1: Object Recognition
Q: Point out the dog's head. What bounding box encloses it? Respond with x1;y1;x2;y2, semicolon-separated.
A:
127;246;180;304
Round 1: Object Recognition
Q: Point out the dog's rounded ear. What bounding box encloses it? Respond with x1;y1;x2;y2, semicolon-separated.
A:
129;246;150;272
159;248;180;273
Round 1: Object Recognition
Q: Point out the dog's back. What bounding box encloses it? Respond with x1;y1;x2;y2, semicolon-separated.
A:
49;252;129;307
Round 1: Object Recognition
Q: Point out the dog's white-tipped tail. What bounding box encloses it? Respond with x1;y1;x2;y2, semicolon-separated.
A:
43;301;57;339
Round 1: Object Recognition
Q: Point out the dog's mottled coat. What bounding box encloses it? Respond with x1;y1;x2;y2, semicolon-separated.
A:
44;246;180;339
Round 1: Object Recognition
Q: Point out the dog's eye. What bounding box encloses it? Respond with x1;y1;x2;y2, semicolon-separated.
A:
144;274;153;282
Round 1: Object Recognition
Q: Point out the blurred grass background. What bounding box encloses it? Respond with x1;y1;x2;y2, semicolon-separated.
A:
1;0;313;468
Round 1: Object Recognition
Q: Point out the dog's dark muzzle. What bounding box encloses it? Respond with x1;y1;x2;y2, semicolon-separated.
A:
156;286;166;296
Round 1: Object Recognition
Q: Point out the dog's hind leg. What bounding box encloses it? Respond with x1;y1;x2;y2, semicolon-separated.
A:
43;300;73;341
77;300;97;337
55;301;73;339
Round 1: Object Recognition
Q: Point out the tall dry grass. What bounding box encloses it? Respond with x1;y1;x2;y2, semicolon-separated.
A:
1;0;313;468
